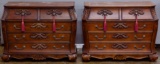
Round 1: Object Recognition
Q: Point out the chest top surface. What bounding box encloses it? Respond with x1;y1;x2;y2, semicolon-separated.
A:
83;1;157;21
2;2;76;21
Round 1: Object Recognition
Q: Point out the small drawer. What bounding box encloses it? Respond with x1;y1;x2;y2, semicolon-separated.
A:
89;32;152;41
7;22;71;32
122;8;153;20
88;8;119;20
40;9;71;20
8;33;70;42
6;9;37;20
9;43;70;53
87;21;154;31
90;43;151;53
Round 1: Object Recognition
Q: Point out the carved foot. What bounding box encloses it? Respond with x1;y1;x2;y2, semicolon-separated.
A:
68;54;77;62
1;54;10;62
149;53;158;61
82;54;90;62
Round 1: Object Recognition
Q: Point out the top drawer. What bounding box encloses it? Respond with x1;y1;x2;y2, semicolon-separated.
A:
6;9;37;20
122;8;153;20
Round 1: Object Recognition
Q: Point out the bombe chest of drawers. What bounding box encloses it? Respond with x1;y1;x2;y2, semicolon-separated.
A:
82;1;158;61
1;2;77;61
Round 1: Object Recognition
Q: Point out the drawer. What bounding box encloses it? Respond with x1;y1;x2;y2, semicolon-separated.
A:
7;22;71;32
89;32;152;41
6;9;37;20
122;8;153;20
88;8;119;20
9;43;70;53
40;9;71;20
8;33;70;42
90;43;151;53
87;21;153;31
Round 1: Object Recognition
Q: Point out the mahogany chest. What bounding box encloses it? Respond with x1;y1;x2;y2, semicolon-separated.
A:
1;2;77;61
82;1;158;61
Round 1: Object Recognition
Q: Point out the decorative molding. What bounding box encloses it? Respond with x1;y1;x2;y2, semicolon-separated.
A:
114;55;126;60
31;44;47;50
113;23;128;29
129;8;144;16
112;33;128;39
112;43;128;49
15;9;31;16
31;23;47;29
97;9;113;16
32;54;46;60
46;9;62;16
30;33;47;39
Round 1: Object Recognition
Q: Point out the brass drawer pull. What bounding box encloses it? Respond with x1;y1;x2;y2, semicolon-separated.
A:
13;25;21;30
56;25;64;30
95;45;106;50
134;45;145;50
138;24;146;30
95;25;103;30
14;35;25;40
53;35;64;40
134;35;145;40
95;35;106;40
53;45;64;50
14;45;26;50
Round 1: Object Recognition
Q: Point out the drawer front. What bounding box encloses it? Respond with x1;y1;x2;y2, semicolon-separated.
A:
90;43;151;53
88;8;119;20
89;33;152;41
40;9;71;20
8;33;70;42
122;8;153;20
87;21;153;31
9;43;70;53
7;22;71;32
6;9;37;20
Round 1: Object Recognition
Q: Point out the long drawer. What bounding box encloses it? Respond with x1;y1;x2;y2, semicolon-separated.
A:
9;43;70;53
89;43;151;53
89;32;152;41
7;22;71;32
7;33;70;42
87;21;154;31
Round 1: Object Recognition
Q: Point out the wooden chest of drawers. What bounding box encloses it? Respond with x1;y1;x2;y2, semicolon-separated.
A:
1;2;77;61
82;1;158;61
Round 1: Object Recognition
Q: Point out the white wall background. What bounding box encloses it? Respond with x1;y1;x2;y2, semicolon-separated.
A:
1;0;160;44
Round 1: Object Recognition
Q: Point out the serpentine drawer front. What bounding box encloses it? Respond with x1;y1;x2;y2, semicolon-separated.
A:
1;2;77;61
82;1;158;61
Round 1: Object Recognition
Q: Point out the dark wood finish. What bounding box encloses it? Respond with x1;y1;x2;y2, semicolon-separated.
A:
82;1;158;61
1;2;77;61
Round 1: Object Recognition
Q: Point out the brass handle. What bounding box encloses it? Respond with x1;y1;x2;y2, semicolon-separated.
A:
134;35;145;40
56;25;64;30
134;45;145;50
95;45;106;50
95;25;103;30
53;45;64;50
95;35;106;40
13;25;21;30
14;35;25;40
53;35;64;40
138;24;146;30
14;45;26;50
